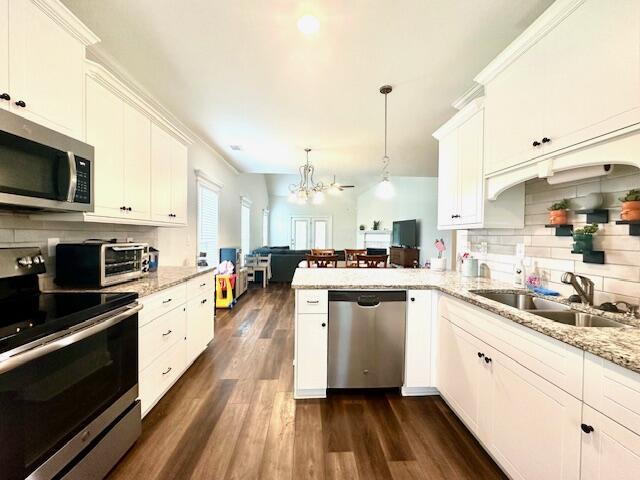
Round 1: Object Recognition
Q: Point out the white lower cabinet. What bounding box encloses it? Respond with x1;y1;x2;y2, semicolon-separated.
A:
581;405;640;480
437;305;581;480
138;273;215;417
186;294;214;365
403;290;434;395
294;312;328;398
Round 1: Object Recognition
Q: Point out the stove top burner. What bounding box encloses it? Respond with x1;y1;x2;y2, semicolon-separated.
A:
0;291;137;355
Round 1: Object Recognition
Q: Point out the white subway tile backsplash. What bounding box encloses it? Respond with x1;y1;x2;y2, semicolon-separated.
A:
459;169;640;299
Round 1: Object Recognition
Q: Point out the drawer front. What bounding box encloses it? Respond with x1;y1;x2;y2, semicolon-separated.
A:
139;305;186;371
297;289;328;314
139;338;187;417
139;283;187;326
584;352;640;435
439;295;584;398
186;272;215;301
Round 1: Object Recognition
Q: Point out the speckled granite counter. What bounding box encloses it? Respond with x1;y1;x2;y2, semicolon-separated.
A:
46;266;216;298
291;268;640;374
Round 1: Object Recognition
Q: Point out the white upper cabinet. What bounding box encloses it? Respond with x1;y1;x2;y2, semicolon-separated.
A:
0;0;8;111
86;77;124;218
434;99;524;230
123;102;151;220
7;0;97;139
171;141;188;224
151;124;187;225
480;0;640;176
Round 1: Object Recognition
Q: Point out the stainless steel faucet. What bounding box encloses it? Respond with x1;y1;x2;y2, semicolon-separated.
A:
561;272;595;306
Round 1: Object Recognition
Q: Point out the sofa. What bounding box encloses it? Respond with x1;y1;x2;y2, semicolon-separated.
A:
251;246;383;283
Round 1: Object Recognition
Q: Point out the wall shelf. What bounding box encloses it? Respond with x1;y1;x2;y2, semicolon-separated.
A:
575;209;609;224
545;224;573;237
616;220;640;236
571;250;605;264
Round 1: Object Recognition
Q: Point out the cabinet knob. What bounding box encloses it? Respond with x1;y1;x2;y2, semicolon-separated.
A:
484;356;492;364
14;100;26;108
201;298;207;304
532;140;541;147
410;297;415;302
451;214;460;219
581;424;594;434
477;352;484;358
0;93;10;101
127;207;132;211
542;137;551;144
120;206;126;211
321;322;326;327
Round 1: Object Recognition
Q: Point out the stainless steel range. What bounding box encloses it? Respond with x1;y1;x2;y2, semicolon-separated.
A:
0;247;142;480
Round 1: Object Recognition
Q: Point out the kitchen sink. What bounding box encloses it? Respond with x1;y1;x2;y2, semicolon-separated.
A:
533;311;626;328
472;291;626;328
472;292;569;311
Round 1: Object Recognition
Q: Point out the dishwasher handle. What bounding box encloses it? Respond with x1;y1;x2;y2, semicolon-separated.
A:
357;294;380;307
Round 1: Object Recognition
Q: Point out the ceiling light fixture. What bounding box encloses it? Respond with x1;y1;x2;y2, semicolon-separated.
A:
289;148;326;205
297;14;320;35
376;85;395;200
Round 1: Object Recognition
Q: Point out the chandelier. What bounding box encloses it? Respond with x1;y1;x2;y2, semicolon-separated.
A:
288;148;326;205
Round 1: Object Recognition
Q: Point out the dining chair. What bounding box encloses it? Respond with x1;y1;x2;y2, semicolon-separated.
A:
356;254;388;268
306;254;338;268
345;249;367;267
311;248;336;256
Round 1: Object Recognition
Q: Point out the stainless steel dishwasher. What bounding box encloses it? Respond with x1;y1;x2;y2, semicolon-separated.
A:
328;290;406;388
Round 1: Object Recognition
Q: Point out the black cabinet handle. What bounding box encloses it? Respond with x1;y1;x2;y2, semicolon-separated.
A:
532;140;541;147
126;207;132;211
410;297;415;302
321;322;326;327
581;424;594;434
162;367;172;375
542;137;551;144
162;329;172;336
120;206;125;211
14;100;26;108
451;214;461;219
484;356;492;364
201;298;207;304
0;93;10;101
162;298;172;304
477;352;484;358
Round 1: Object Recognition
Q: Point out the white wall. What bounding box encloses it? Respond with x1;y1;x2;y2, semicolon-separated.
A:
157;141;269;266
269;193;357;249
357;177;450;264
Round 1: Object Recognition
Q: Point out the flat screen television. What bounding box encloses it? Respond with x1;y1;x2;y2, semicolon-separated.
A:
392;219;417;248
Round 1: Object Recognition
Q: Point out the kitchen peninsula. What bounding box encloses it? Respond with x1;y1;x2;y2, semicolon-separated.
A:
292;267;640;480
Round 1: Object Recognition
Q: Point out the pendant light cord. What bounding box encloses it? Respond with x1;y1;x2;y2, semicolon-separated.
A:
384;92;388;159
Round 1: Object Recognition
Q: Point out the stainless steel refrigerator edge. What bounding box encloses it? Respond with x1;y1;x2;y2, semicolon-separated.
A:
328;291;406;389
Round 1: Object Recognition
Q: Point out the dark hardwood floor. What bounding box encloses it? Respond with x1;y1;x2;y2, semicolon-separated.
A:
108;283;506;480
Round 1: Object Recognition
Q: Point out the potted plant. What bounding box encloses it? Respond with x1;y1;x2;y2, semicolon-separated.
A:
619;189;640;221
572;224;599;253
372;220;381;231
548;199;570;225
359;224;366;231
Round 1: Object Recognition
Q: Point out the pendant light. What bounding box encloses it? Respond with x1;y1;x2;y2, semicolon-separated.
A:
376;85;395;199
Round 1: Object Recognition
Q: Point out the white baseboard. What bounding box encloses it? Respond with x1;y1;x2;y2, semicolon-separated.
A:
401;386;440;396
294;388;326;399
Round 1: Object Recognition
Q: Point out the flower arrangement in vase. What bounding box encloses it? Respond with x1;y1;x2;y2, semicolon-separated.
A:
431;238;446;271
548;199;570;225
619;189;640;221
572;224;599;253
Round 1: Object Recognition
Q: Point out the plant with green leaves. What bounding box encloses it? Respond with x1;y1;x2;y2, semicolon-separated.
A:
372;220;381;230
573;224;599;235
548;199;570;211
619;189;640;202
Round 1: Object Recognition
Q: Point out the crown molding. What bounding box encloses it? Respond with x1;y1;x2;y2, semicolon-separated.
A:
432;97;485;140
195;169;224;192
474;0;585;85
32;0;100;46
451;83;484;111
86;48;241;175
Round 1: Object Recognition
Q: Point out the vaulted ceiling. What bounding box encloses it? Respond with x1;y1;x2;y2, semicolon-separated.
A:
62;0;554;177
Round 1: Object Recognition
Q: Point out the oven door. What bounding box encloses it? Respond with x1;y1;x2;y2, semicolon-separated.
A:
0;304;140;480
0;109;93;212
102;244;148;286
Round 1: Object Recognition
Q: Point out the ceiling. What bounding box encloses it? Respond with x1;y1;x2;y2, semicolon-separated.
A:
62;0;554;177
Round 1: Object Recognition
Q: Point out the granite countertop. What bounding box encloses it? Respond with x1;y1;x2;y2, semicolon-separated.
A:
45;266;216;298
291;268;640;374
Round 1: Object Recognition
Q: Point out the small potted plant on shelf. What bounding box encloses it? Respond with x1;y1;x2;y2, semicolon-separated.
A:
359;224;366;231
548;199;570;225
619;189;640;221
572;224;599;253
372;220;381;231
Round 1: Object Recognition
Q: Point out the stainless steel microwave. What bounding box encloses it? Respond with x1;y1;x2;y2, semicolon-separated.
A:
0;109;94;212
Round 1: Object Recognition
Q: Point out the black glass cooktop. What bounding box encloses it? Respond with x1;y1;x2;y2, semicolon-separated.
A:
0;291;138;355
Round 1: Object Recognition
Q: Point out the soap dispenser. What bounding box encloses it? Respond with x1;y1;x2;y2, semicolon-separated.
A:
513;259;525;287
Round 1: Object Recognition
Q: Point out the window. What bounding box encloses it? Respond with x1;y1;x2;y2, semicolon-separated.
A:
241;196;252;264
262;209;269;246
196;170;222;267
290;216;332;249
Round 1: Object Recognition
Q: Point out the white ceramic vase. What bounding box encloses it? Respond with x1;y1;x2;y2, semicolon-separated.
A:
431;257;446;271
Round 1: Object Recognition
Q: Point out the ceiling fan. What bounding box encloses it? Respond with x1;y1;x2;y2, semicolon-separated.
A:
328;175;355;192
